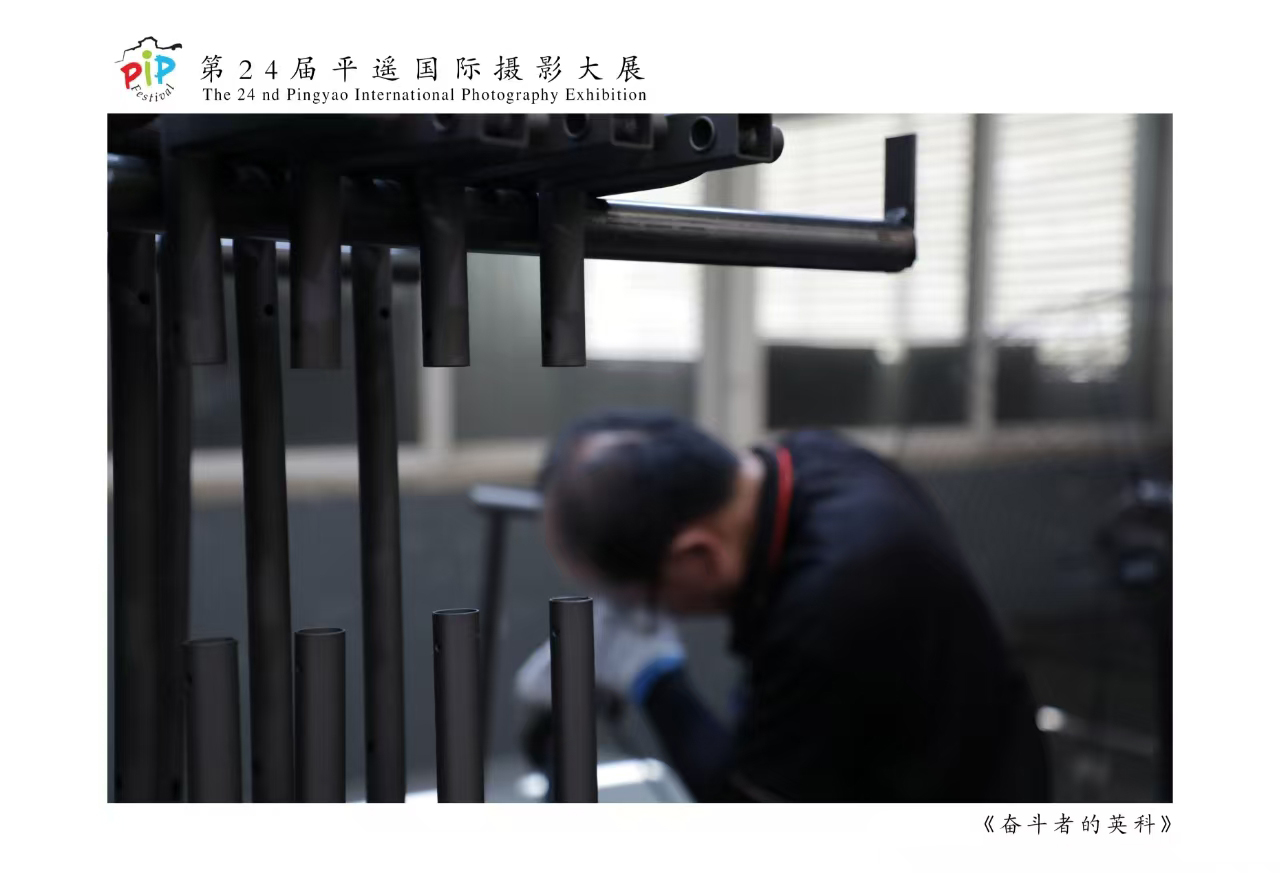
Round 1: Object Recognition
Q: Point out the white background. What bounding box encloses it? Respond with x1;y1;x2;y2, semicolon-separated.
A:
1;2;1276;871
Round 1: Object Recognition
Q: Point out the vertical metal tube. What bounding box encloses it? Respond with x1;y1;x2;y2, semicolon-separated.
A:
290;162;343;369
884;133;917;228
295;628;347;803
478;511;508;761
233;238;296;802
109;231;162;802
163;152;227;364
538;188;588;367
549;596;597;802
416;176;470;366
964;116;997;440
184;638;243;802
156;235;193;803
433;609;485;802
352;244;407;802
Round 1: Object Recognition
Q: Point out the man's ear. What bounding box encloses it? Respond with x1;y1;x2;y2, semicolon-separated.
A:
666;526;721;576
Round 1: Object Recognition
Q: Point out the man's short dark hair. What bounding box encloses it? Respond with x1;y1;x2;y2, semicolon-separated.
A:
537;409;740;585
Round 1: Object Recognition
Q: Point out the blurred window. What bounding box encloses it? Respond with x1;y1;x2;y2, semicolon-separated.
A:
586;180;704;363
989;114;1138;421
757;114;973;427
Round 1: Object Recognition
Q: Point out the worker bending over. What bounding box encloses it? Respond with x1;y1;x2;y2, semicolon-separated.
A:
516;410;1049;802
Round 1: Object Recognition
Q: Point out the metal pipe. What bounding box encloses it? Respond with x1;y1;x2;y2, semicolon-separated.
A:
295;628;347;803
884;134;917;227
352;244;407;802
433;609;485;802
184;637;243;802
155;235;193;803
469;484;545;515
477;511;508;761
109;157;916;273
233;238;296;802
162;152;226;364
538;188;587;367
109;231;162;802
416;176;470;366
549;596;597;802
289;161;343;368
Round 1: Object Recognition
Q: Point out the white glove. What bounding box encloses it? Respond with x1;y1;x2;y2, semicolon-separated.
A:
514;596;686;708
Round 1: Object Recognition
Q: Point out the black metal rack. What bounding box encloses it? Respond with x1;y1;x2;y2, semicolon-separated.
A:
107;113;918;802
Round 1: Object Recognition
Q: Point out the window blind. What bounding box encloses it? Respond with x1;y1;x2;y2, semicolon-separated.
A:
757;114;973;354
988;114;1137;378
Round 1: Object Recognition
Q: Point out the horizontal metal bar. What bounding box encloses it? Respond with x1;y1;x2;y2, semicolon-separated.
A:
107;156;915;273
469;484;544;515
128;115;782;199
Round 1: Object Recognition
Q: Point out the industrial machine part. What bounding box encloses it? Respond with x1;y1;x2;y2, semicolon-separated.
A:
294;628;346;802
184;638;243;802
433;609;485;802
106;113;917;803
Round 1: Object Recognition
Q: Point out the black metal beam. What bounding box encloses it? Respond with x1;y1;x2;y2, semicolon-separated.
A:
159;114;537;175
544;114;782;197
184;638;244;802
460;114;660;189
433;609;485;802
295;628;347;803
108;157;917;274
109;231;162;803
155;235;193;803
550;596;597;802
352;244;407;802
233;238;296;802
347;113;539;174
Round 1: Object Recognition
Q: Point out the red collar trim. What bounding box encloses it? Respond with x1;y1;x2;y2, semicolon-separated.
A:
766;446;794;575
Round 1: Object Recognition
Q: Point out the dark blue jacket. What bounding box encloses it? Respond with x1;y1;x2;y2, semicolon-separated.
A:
645;430;1050;802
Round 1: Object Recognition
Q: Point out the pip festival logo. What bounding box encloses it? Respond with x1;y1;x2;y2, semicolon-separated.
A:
117;37;182;101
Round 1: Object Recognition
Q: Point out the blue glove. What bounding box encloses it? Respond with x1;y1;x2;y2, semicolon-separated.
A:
514;596;686;707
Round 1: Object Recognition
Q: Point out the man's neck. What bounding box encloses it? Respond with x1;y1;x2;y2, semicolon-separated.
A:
719;450;767;601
